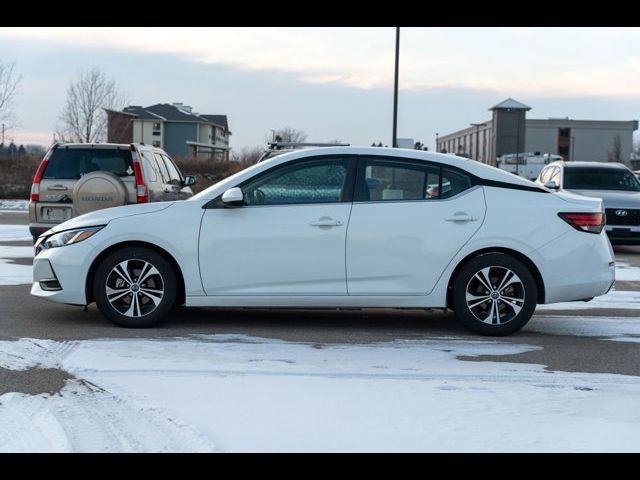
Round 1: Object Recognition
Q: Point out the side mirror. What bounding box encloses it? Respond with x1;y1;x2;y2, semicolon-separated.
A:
544;180;559;190
183;175;196;187
221;187;244;206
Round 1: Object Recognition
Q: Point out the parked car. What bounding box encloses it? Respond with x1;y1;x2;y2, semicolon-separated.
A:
257;141;349;163
32;147;614;336
29;143;196;242
536;161;640;245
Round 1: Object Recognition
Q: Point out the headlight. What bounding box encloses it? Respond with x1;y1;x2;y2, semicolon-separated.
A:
40;226;105;251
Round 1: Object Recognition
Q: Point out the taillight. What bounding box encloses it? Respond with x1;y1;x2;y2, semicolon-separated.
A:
31;144;56;201
558;212;605;234
131;145;149;203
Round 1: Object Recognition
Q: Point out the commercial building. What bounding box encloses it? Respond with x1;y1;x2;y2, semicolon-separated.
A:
436;98;638;166
106;103;231;159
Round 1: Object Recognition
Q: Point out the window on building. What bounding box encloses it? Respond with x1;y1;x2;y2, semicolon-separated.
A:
152;122;161;136
152;140;161;147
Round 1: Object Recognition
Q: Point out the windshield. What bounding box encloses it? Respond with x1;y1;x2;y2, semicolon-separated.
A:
564;168;640;191
43;148;134;179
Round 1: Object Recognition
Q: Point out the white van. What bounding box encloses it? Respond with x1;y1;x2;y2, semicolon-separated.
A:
496;152;563;180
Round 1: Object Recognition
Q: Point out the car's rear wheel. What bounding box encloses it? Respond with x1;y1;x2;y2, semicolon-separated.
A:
93;247;177;328
452;253;537;336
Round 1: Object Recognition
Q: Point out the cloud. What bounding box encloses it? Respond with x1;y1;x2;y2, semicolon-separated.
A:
1;27;640;98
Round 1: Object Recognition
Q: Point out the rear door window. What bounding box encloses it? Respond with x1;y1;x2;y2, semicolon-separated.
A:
153;153;171;183
43;148;134;179
140;150;158;182
161;154;183;185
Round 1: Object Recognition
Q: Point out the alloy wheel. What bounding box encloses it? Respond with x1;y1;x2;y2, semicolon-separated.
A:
105;259;164;318
465;266;525;325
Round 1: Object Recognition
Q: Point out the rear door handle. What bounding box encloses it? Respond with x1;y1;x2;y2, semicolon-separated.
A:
49;185;68;191
310;218;343;228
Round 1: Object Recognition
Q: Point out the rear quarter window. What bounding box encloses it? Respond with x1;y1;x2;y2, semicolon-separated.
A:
43;148;134;179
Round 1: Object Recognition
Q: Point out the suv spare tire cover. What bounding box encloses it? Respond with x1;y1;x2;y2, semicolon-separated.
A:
73;171;128;216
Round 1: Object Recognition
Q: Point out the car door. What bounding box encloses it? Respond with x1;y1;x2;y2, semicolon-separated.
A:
199;155;356;295
346;156;486;295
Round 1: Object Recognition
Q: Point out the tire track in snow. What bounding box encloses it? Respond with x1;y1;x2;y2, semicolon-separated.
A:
0;339;219;452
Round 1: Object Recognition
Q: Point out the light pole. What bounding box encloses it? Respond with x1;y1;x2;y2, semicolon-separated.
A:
470;123;483;161
515;112;521;176
392;27;400;148
435;132;439;152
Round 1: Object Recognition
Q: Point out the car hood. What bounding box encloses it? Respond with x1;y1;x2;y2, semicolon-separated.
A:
50;202;175;233
566;189;640;209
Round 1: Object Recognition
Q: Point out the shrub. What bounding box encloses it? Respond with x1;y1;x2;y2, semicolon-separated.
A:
0;154;42;199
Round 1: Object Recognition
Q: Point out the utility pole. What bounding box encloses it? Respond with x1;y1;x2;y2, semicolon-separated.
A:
392;27;400;148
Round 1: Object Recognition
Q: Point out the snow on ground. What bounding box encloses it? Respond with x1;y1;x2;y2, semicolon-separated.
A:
0;224;31;242
536;289;640;311
0;245;33;285
528;315;640;341
0;199;28;211
1;334;640;452
613;261;640;281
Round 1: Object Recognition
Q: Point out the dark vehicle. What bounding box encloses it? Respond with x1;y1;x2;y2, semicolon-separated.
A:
536;161;640;245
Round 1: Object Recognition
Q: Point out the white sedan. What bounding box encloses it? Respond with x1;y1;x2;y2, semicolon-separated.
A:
31;147;615;335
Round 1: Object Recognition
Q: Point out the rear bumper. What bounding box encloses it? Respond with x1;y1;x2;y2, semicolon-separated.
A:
29;225;54;241
535;230;615;304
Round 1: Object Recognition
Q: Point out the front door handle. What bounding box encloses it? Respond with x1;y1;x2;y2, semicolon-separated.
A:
444;213;478;223
310;217;343;228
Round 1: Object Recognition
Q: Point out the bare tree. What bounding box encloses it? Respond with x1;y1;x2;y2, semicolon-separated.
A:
0;60;22;136
56;67;127;143
270;127;308;143
231;146;263;165
608;134;622;163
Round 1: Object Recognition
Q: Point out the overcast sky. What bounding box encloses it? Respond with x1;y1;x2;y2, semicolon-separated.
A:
1;27;639;150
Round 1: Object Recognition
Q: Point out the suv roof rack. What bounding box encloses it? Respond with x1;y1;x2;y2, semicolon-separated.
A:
267;141;350;150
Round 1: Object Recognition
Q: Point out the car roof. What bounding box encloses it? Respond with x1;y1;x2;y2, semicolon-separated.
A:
258;146;542;188
57;143;130;149
561;161;628;169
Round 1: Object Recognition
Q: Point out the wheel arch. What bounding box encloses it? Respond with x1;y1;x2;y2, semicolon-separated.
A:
85;241;186;306
446;247;545;308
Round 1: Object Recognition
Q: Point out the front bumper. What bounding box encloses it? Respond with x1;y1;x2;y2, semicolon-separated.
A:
605;225;640;245
31;237;99;306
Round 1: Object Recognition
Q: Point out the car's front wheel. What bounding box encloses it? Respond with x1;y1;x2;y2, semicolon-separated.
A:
452;253;537;336
93;247;177;328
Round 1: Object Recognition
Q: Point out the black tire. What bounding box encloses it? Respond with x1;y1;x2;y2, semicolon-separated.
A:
452;253;537;336
93;247;177;328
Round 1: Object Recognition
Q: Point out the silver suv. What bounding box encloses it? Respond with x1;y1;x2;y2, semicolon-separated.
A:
29;143;195;242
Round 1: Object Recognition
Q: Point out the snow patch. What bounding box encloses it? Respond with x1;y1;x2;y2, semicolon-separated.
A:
537;290;640;311
614;261;640;282
0;224;31;242
2;335;640;452
0;244;33;285
528;315;640;342
0;199;28;211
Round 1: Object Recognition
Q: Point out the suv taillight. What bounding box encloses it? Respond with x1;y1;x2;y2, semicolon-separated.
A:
31;144;56;201
558;212;605;234
131;145;149;203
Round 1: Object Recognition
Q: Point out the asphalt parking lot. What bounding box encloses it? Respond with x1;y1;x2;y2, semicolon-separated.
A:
2;208;640;379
